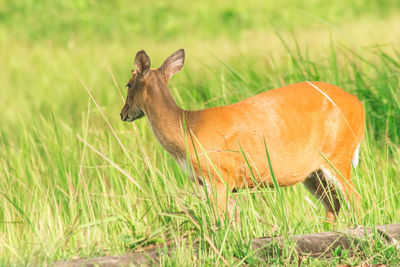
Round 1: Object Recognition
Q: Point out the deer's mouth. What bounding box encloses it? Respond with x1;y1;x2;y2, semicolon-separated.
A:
122;109;145;122
132;109;145;121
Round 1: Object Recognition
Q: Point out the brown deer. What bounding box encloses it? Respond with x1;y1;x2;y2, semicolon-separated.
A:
120;49;364;224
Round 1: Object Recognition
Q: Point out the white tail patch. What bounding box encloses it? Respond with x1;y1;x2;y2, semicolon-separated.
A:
352;143;360;168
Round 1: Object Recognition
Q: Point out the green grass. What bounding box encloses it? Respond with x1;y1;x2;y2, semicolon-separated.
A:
1;0;400;266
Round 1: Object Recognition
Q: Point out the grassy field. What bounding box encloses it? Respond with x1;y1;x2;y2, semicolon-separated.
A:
1;0;400;265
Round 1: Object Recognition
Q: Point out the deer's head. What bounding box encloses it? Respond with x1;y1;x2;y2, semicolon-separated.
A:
120;49;185;122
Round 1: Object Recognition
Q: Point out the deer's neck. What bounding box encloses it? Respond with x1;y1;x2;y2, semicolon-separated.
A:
142;87;187;158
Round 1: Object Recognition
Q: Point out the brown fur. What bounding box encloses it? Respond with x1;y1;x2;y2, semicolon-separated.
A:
120;49;365;223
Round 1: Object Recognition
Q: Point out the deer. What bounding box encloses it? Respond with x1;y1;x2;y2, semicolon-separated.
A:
120;49;365;225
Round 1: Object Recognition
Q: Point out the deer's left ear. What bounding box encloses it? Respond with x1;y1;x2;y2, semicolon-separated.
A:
134;50;151;76
160;49;185;80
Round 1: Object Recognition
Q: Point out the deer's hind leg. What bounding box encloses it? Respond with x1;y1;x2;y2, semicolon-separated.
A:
303;169;341;223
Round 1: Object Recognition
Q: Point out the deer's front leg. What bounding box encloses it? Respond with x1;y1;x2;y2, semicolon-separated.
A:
204;177;240;229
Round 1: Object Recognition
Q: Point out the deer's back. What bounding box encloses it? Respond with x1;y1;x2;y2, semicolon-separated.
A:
187;82;364;188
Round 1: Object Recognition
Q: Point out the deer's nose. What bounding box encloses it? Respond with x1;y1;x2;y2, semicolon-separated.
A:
120;112;127;121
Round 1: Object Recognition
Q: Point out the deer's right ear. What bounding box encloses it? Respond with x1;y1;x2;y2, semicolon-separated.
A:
160;49;185;80
135;50;151;76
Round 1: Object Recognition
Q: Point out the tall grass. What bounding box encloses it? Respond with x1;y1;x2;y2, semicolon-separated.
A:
1;0;400;265
1;41;399;265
